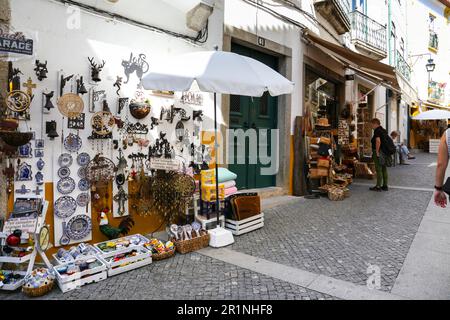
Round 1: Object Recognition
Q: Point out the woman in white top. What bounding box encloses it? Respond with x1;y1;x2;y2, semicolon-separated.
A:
435;129;450;207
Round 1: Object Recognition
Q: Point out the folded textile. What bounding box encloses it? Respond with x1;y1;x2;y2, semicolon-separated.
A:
217;168;238;183
222;180;236;189
225;186;238;196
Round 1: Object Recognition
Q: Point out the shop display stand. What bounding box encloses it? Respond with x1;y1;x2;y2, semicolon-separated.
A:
97;245;152;277
196;179;225;230
225;213;264;236
307;128;334;191
0;201;53;291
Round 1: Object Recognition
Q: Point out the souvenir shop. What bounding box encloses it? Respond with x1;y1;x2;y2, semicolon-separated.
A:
0;2;266;296
303;66;353;201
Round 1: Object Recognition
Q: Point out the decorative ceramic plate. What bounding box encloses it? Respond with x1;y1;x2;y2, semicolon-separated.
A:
77;152;91;166
76;193;90;207
54;196;77;218
66;215;91;240
78;178;91;191
64;133;82;153
58;153;73;167
58;167;71;179
78;166;86;179
57;177;76;194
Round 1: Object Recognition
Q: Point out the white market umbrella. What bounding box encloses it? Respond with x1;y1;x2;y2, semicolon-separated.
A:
142;49;294;229
412;109;450;120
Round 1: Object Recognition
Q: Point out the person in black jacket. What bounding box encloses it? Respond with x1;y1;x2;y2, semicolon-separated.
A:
370;118;389;192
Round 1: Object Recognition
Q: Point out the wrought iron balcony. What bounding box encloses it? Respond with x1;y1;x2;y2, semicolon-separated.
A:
314;0;351;35
395;50;411;82
349;10;387;60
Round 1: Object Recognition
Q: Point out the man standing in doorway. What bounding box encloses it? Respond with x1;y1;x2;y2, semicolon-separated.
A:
370;118;389;192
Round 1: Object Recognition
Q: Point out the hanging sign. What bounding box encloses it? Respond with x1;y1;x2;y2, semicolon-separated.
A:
2;217;37;234
0;30;34;55
149;158;180;171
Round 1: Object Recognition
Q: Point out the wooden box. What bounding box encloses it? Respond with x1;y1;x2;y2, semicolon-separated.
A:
98;246;152;277
225;213;264;236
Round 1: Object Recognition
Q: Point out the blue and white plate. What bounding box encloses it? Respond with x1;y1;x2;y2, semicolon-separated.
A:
58;153;73;168
57;177;76;194
78;166;86;179
76;193;90;207
78;178;91;191
58;167;71;179
66;215;91;240
77;153;91;166
64;133;82;153
54;196;77;218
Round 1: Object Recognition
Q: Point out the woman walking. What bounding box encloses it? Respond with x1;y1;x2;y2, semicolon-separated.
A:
434;129;449;208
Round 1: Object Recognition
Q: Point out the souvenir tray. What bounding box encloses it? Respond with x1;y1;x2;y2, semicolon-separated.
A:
97;245;152;277
58;153;73;167
94;234;149;254
64;133;82;153
76;193;90;207
0;270;27;291
57;167;71;179
65;214;92;240
54;196;77;218
52;255;107;293
77;152;91;166
57;177;76;195
78;179;91;191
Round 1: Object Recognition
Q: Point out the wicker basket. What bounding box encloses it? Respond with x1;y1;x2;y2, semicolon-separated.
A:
22;280;54;297
0;131;33;147
172;232;210;254
151;248;176;261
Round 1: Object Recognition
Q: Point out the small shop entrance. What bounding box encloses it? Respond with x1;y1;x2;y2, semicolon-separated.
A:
229;43;278;190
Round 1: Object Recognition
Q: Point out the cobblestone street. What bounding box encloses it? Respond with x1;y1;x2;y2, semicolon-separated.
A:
0;153;441;300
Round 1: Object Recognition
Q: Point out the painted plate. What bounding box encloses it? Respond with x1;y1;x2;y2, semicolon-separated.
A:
54;196;77;218
58;153;73;167
57;177;76;195
66;215;92;240
64;133;82;153
77;166;87;179
77;152;91;166
76;193;90;207
58;167;71;179
78;178;91;191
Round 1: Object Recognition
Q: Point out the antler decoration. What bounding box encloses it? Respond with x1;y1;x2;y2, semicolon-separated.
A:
88;57;106;82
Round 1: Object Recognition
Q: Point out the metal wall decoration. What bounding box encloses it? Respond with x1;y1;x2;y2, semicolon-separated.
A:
76;76;88;95
150;117;160;130
89;89;106;113
173;107;191;121
18;143;32;158
16;161;32;181
42;91;55;111
22;77;36;100
57;93;84;118
181;92;203;105
113;186;128;216
67;113;85;130
5;90;31;113
9;67;23;91
34;60;48;81
88;57;106;82
148;132;174;159
85;155;116;184
90;110;115;138
160;106;174;123
129;100;150;119
113;76;122;96
126;122;148;135
59;74;74;97
121;53;149;84
118;97;129;115
175;121;185;142
45;121;59;140
193;110;204;122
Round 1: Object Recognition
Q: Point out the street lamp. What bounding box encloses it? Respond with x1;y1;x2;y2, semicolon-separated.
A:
426;58;436;72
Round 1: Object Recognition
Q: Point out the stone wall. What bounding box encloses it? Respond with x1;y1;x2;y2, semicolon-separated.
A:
0;0;11;220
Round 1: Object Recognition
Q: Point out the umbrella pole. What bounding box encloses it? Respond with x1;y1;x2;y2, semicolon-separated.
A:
214;92;220;228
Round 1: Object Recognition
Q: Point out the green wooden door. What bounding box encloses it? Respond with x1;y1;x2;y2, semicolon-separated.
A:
229;43;278;190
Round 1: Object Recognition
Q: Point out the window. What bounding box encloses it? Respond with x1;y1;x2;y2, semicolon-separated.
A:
400;37;405;56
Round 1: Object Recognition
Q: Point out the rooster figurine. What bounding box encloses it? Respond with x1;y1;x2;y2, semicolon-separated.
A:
98;208;135;240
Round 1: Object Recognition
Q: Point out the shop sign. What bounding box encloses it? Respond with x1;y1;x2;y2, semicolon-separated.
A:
428;81;447;104
2;217;37;234
149;158;180;171
0;30;34;55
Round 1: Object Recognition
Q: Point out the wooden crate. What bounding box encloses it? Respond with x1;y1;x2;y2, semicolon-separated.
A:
98;246;152;277
53;255;108;293
0;270;27;291
225;213;264;236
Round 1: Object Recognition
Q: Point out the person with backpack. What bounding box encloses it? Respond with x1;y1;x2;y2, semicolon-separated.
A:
369;118;394;192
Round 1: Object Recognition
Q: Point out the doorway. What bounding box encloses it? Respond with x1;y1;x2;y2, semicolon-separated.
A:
228;43;279;190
